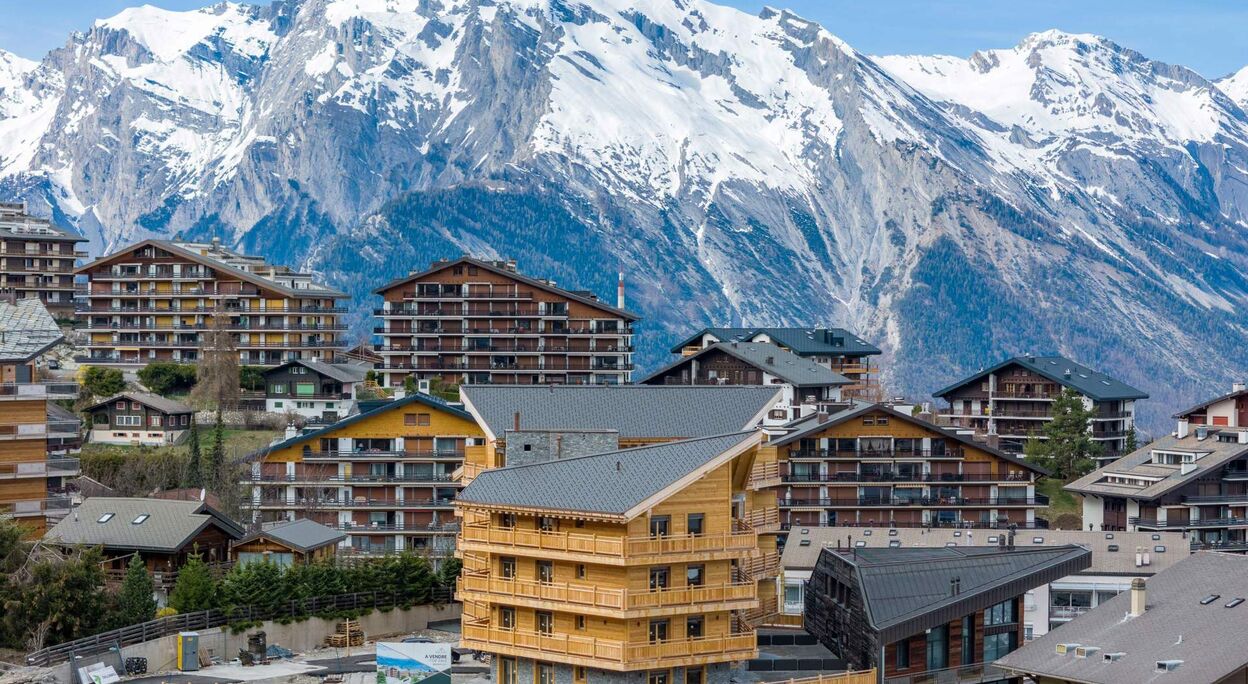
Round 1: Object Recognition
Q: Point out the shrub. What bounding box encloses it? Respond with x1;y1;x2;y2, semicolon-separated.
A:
81;366;125;398
137;363;198;395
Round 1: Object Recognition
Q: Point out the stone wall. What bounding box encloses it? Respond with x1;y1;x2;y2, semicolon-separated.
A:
503;430;619;467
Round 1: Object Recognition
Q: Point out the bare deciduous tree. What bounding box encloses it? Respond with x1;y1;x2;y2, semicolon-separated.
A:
191;312;240;410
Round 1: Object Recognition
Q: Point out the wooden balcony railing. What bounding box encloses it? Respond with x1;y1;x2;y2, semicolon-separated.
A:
460;625;756;667
458;524;758;560
747;462;781;490
458;575;757;611
740;507;780;532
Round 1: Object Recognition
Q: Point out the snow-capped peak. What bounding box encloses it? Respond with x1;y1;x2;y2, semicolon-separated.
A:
96;2;273;61
1218;65;1248;108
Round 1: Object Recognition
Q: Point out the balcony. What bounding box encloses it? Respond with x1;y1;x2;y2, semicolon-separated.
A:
246;497;456;510
300;450;465;461
747;462;781;490
458;575;758;615
779;496;1046;508
883;662;1011;684
788;448;964;460
458;524;759;563
1130;516;1248;530
0;382;78;400
335;522;460;534
460;624;756;670
247;472;457;484
0;458;80;480
0;496;72;517
780;519;1049;531
0;420;79;440
399;289;536;300
1182;494;1248;505
781;471;1032;484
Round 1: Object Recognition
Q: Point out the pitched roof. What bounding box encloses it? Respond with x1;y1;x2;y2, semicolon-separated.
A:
44;497;243;552
821;545;1090;643
769;401;1048;475
235;518;345;553
782;526;1190;576
250;391;474;457
458;431;761;518
1173;387;1248;419
1065;430;1248;501
996;552;1248;684
264;359;368;384
372;256;639;320
932;355;1148;402
0;205;86;243
85;391;194;416
460;385;783;441
0;299;63;363
637;341;851;388
75;239;347;298
670;327;881;357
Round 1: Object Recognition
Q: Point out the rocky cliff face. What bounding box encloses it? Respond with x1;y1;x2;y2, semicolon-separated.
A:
1;0;1247;434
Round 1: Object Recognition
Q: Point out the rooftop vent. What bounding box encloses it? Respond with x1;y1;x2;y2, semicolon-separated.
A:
1195;427;1210;441
1055;643;1081;655
1103;652;1125;663
1075;646;1101;658
1155;660;1183;673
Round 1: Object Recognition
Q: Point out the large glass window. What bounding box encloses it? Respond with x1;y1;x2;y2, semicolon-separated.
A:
650;516;671;537
961;616;975;665
648;619;669;644
537;663;555;684
536;611;553;635
895;637;911;669
499;658;517;684
925;625;948;670
983;632;1017;661
986;599;1018;625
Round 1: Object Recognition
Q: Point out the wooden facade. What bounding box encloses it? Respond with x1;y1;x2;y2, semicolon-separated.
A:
0;363;78;536
374;257;637;388
246;396;488;557
75;239;347;366
457;434;781;680
84;394;193;446
769;406;1044;532
0;203;87;318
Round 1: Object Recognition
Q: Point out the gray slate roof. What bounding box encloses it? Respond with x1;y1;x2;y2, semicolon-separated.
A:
0;299;63;362
460;385;782;440
459;431;758;516
826;545;1089;643
1066;431;1248;501
1173;387;1248;419
268;359;369;384
932;355;1147;402
783;526;1190;576
237;518;345;553
637;341;850;388
996;552;1248;684
86;391;194;416
671;327;881;357
44;497;243;552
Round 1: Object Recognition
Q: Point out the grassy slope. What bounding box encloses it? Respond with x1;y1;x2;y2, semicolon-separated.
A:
1037;478;1082;530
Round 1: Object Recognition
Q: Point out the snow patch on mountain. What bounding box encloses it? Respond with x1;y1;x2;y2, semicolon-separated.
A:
1218;66;1248;108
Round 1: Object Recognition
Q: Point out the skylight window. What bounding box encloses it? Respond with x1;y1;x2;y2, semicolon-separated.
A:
96;513;114;523
854;541;866;548
132;514;150;525
799;540;811;546
1226;598;1244;608
1033;537;1045;544
1200;594;1220;605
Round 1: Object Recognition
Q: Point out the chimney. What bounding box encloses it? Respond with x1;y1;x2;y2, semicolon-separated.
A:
949;577;961;596
1129;578;1146;617
1235;382;1246;393
514;411;521;431
616;272;625;310
1177;419;1190;439
393;387;406;400
818;412;830;424
285;423;298;440
985;433;1000;450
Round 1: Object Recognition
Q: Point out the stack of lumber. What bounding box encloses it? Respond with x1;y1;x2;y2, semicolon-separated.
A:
325;619;364;647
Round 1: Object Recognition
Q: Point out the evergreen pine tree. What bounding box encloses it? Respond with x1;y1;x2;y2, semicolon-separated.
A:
1029;388;1103;480
168;554;218;613
116;555;157;626
1125;427;1139;453
184;420;202;488
202;410;225;489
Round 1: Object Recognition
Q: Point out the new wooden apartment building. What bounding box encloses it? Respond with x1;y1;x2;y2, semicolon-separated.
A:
0;202;87;318
0;298;79;534
456;430;780;684
76;239;348;366
764;402;1048;532
373;257;638;388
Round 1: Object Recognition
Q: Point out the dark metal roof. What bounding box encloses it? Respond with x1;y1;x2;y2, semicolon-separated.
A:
670;327;881;357
262;359;369;384
637;341;850;388
459;431;759;516
769;401;1049;475
996;552;1248;684
84;391;194;416
819;545;1090;644
235;518;345;553
932;355;1148;402
248;392;474;458
372;256;639;320
460;385;782;441
1173;387;1248;419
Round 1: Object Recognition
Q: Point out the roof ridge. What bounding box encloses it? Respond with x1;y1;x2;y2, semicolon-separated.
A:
473;430;758;477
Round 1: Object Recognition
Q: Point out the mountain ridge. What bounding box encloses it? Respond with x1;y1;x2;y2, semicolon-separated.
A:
1;0;1246;436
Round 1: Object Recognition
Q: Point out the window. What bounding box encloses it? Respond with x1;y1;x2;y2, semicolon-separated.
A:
404;413;431;426
116;415;141;427
650;567;670;590
575;615;586;630
647;672;669;684
270;383;286;394
499;513;516;528
574;667;586;684
1154;545;1166;553
537;560;554;584
687;513;704;536
686;565;704;587
986;599;1017;625
500;557;516;579
97;513;114;523
983;631;1017;661
499;607;515;630
536;662;555;684
877;416;889;426
961;615;975;665
131;514;149;525
769;409;787;420
576;564;587;580
862;416;876;426
536;611;553;635
926;625;948;670
685;615;704;639
149;415;162;427
538;516;558;532
895;637;911;669
131;401;141;410
648;619;669;643
685;668;703;684
115;401;126;410
650;515;670;537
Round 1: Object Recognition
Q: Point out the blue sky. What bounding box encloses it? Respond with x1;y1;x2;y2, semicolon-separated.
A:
1;0;1245;78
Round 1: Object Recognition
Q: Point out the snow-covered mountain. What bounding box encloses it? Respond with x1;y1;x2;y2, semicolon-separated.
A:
2;0;1248;434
